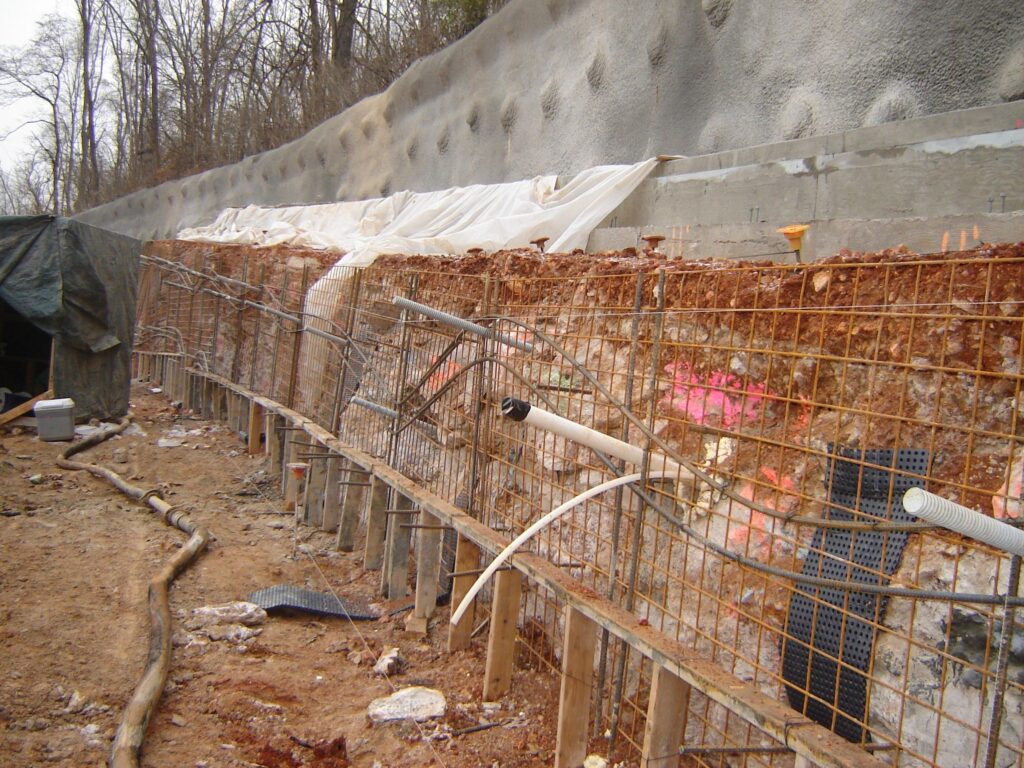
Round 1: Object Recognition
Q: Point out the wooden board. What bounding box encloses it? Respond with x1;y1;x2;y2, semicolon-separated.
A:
555;606;598;768
382;494;413;599
337;465;370;551
448;535;481;652
412;509;443;629
363;475;388;569
483;568;523;701
321;457;342;532
641;665;691;768
0;390;52;428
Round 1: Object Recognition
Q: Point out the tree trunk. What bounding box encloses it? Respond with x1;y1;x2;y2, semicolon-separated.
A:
330;0;358;69
78;0;100;205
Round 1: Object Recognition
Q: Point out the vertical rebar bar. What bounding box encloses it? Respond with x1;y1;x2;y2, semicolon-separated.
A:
268;268;288;403
331;268;363;434
286;262;310;409
983;554;1021;768
466;277;492;521
248;262;266;392
609;269;666;746
594;270;644;739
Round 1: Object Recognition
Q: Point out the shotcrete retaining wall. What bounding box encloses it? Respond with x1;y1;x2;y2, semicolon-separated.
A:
77;0;1024;241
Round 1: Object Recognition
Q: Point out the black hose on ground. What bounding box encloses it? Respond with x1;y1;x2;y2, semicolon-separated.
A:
57;417;212;768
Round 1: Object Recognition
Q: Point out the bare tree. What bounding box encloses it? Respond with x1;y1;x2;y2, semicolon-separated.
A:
0;0;507;214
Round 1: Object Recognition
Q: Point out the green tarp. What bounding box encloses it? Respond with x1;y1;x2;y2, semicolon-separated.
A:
0;215;140;420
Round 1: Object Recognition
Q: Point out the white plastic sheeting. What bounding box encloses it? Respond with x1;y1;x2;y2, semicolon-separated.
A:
178;159;657;266
183;159;658;425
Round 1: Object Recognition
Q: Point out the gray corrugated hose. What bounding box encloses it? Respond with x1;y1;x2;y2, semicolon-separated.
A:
57;418;211;768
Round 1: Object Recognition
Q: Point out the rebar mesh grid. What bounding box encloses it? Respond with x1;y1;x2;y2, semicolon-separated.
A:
135;242;1024;768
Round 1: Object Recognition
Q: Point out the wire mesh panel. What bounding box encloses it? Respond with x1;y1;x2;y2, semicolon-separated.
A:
135;241;1024;768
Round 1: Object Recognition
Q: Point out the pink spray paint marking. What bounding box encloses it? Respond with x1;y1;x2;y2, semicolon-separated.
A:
661;361;767;428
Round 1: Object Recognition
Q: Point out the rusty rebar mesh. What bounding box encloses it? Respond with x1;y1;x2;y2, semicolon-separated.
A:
135;241;1024;768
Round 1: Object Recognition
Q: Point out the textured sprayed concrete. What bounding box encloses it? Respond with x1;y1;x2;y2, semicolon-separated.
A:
77;0;1024;241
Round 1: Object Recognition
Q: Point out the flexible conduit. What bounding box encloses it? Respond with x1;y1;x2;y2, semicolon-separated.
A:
349;396;440;440
393;296;535;352
57;419;211;768
903;487;1024;557
450;471;674;626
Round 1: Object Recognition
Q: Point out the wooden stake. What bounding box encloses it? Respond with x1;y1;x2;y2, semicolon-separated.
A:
448;535;481;652
363;475;389;570
337;464;369;551
406;509;443;635
320;457;342;532
555;606;598;768
247;402;263;455
640;665;691;768
303;453;327;527
382;494;413;599
483;568;522;701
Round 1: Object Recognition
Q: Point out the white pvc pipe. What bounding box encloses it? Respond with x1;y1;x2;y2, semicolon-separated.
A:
502;397;693;483
450;471;674;626
903;487;1024;557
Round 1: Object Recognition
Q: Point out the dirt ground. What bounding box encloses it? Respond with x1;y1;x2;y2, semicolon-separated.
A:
0;385;560;768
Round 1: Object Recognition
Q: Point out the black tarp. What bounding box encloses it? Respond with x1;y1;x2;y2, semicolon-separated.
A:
0;215;140;420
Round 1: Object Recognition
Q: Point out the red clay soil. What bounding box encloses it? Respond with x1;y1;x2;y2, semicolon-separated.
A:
0;386;560;768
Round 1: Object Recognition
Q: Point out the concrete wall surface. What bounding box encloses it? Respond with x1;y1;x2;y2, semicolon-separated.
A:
77;0;1024;241
589;101;1024;260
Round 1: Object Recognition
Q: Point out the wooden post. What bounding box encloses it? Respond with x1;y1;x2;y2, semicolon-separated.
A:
448;535;482;652
640;665;690;768
321;457;342;532
382;494;414;599
337;465;370;551
235;394;247;433
363;475;389;570
303;454;327;527
555;606;598;768
222;391;234;428
213;383;223;421
247;402;263;455
483;568;522;701
793;757;815;768
282;437;299;498
268;416;284;478
406;510;443;635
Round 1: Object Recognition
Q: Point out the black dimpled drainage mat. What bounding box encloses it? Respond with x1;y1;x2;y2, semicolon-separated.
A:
781;446;929;743
248;585;378;620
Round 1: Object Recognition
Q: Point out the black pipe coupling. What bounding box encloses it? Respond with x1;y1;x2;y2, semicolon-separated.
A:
500;396;531;422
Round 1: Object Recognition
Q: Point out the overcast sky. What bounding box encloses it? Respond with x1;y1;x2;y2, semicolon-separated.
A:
0;0;76;171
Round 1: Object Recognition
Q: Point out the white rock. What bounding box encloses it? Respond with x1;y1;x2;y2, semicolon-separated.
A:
203;624;262;643
190;601;267;627
373;647;402;676
367;687;446;724
583;756;608;768
81;723;103;746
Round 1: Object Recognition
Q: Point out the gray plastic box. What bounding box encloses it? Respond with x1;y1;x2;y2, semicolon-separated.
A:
34;398;76;441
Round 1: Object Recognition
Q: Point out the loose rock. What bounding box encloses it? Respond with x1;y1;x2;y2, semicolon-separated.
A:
190;601;267;628
367;687;446;724
373;646;402;676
